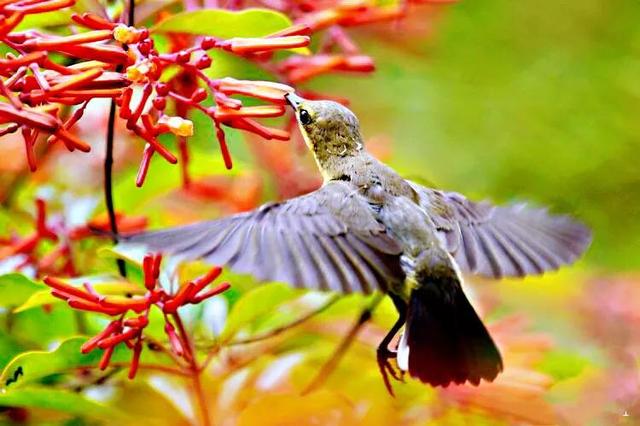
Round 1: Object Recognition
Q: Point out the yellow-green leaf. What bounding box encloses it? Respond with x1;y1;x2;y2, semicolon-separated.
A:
0;386;128;420
153;9;293;38
0;274;43;308
221;282;298;341
0;337;127;390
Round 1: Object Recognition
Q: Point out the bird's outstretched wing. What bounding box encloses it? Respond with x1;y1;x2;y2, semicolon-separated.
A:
123;181;404;293
409;182;591;279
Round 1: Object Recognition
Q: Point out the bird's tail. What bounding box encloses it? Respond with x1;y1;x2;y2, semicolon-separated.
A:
397;276;503;387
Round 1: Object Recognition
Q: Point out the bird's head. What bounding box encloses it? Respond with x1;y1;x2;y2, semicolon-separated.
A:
285;93;364;163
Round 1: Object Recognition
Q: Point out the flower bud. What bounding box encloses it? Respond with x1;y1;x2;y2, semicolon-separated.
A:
176;51;191;63
156;82;170;96
126;60;156;83
195;54;212;69
191;88;207;103
159;116;193;137
200;37;216;50
138;39;153;55
152;96;166;110
113;25;144;44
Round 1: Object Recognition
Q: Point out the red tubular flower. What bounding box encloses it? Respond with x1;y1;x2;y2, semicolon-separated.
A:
124;316;149;328
54;128;91;152
42;254;229;376
266;24;312;38
53;43;130;64
128;338;143;379
228;117;290;141
217;78;293;105
0;13;24;38
47;68;103;93
132;125;177;164
70;12;117;30
0;51;45;71
81;321;121;353
190;282;230;304
219;35;310;54
162;282;194;314
282;54;375;83
97;328;139;349
21;30;113;49
213;105;285;121
21;127;37;171
215;122;232;170
68;212;148;240
0;103;58;131
99;346;115;370
6;0;75;14
164;321;184;356
297;8;343;32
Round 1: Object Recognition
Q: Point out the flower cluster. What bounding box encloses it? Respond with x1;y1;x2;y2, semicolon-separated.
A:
0;1;306;185
43;253;229;379
0;198;147;277
0;0;445;189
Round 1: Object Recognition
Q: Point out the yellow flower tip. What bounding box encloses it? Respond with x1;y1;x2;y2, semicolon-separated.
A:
113;24;138;44
126;61;155;83
164;116;194;137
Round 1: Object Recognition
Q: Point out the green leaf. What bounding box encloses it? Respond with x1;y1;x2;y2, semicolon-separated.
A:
203;50;273;81
11;291;53;313
15;11;72;31
1;335;171;391
152;9;293;38
9;304;77;346
221;282;298;341
0;386;128;420
0;337;126;390
0;274;43;308
0;333;24;370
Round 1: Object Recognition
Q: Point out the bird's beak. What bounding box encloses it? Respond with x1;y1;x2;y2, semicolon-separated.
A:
284;92;305;110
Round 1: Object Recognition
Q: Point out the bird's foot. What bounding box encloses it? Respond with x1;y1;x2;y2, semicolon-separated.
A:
377;347;403;396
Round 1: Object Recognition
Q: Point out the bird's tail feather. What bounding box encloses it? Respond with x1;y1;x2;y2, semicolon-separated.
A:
398;280;503;387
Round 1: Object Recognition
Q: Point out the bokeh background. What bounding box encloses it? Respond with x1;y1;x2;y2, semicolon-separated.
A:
1;0;639;425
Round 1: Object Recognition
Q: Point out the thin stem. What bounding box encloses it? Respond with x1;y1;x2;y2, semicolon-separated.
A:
103;0;135;278
145;335;190;369
73;310;87;335
105;99;127;277
228;295;340;346
79;362;188;376
173;313;211;426
199;295;340;372
128;0;135;26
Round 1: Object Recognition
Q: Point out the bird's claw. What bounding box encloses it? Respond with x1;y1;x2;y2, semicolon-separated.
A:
377;347;403;396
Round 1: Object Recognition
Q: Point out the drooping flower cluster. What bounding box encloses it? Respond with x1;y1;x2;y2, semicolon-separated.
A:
43;253;229;378
1;0;447;188
0;0;308;184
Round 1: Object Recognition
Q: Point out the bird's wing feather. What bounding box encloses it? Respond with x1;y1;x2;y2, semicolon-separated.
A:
408;181;591;278
123;181;404;293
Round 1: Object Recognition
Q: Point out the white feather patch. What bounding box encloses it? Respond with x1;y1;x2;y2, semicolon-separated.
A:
397;330;409;372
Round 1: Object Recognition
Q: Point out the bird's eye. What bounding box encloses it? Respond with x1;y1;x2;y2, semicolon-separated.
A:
299;109;312;125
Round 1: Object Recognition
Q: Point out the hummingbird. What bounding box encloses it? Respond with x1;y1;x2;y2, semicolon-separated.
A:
125;93;591;392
